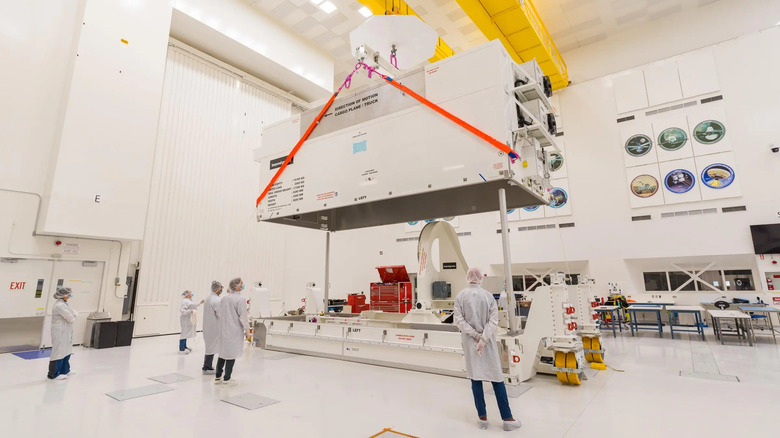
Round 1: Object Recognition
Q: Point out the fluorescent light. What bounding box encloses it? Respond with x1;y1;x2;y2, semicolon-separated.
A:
358;6;372;17
310;0;324;5
318;1;337;13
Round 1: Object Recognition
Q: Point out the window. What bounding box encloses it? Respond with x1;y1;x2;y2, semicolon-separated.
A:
565;274;580;286
669;271;696;291
512;276;524;292
524;275;547;291
642;268;755;292
696;270;724;291
724;270;754;291
643;272;669;291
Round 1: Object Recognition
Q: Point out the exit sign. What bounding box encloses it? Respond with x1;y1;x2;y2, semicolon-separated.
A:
10;282;27;290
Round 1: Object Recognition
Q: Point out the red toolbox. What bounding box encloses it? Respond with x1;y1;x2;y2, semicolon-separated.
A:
347;293;366;307
370;266;413;313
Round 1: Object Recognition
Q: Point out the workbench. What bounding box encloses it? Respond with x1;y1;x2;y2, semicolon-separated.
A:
628;305;664;338
665;305;706;341
708;310;754;346
738;306;780;343
593;305;622;338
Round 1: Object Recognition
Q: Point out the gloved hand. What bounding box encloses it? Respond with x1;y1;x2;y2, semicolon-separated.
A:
476;338;486;356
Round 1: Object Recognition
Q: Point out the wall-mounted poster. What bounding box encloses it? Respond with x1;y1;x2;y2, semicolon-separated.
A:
658;158;701;204
518;205;545;220
686;105;733;156
694;151;742;200
625;163;665;208
652;114;693;162
544;179;572;217
620;121;658;167
549;138;569;179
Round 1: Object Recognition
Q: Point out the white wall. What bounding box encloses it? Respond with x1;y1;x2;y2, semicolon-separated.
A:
0;0;85;194
328;26;780;307
37;0;173;240
135;44;326;336
563;0;780;84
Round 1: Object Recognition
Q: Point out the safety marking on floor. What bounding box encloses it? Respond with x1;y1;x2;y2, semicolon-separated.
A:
148;373;193;384
368;428;420;438
106;384;174;401
222;393;279;410
679;371;739;382
12;349;52;360
486;383;533;398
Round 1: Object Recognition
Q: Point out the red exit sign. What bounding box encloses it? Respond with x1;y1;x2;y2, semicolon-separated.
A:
10;282;26;290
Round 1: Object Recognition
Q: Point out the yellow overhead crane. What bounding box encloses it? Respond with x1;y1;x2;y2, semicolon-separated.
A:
357;0;568;90
456;0;569;90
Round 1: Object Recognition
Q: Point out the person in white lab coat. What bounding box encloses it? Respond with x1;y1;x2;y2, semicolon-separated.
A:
202;281;223;373
179;290;203;355
47;287;78;380
215;277;249;385
454;268;521;431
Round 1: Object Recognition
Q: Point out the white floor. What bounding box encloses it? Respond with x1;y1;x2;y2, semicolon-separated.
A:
1;330;778;438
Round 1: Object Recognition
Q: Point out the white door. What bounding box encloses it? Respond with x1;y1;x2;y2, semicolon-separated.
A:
41;260;105;347
0;259;54;351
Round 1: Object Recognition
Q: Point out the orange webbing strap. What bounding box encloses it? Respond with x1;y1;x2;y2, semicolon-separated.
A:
379;76;518;160
256;92;338;207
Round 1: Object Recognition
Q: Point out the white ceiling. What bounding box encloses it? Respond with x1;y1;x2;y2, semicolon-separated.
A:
247;0;376;92
246;0;726;94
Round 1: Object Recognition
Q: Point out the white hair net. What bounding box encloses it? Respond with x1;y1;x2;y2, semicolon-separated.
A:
182;290;192;297
466;267;483;285
229;277;242;291
211;281;222;293
54;287;72;299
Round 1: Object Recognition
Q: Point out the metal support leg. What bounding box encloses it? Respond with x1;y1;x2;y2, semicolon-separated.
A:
669;311;675;339
323;231;330;314
657;310;663;338
498;188;519;335
611;310;616;337
629;310;636;336
697;312;705;341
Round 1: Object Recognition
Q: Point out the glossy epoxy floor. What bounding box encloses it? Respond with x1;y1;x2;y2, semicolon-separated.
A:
2;330;778;438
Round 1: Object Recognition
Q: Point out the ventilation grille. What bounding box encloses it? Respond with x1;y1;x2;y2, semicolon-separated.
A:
632;215;651;221
558;222;575;228
395;237;420;242
646;100;697;116
496;228;511;233
661;208;718;218
457;232;472;236
722;205;747;213
617;115;635;123
701;95;724;104
518;224;557;231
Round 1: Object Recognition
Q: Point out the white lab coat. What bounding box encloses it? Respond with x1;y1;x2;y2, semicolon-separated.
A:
454;284;503;382
179;298;199;340
203;292;222;355
51;299;77;361
218;290;249;360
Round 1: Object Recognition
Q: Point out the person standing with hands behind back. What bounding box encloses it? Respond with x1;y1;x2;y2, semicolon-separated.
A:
179;290;203;355
215;277;249;385
454;268;521;431
48;287;78;380
202;281;223;374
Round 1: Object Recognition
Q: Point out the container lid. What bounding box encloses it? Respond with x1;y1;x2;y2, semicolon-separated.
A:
375;265;410;283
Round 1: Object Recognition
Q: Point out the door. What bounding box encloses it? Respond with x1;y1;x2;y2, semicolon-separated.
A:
0;259;54;352
40;260;104;348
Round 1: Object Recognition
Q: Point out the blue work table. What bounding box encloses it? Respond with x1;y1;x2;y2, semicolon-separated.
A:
593;305;622;338
666;305;706;341
628;305;664;338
